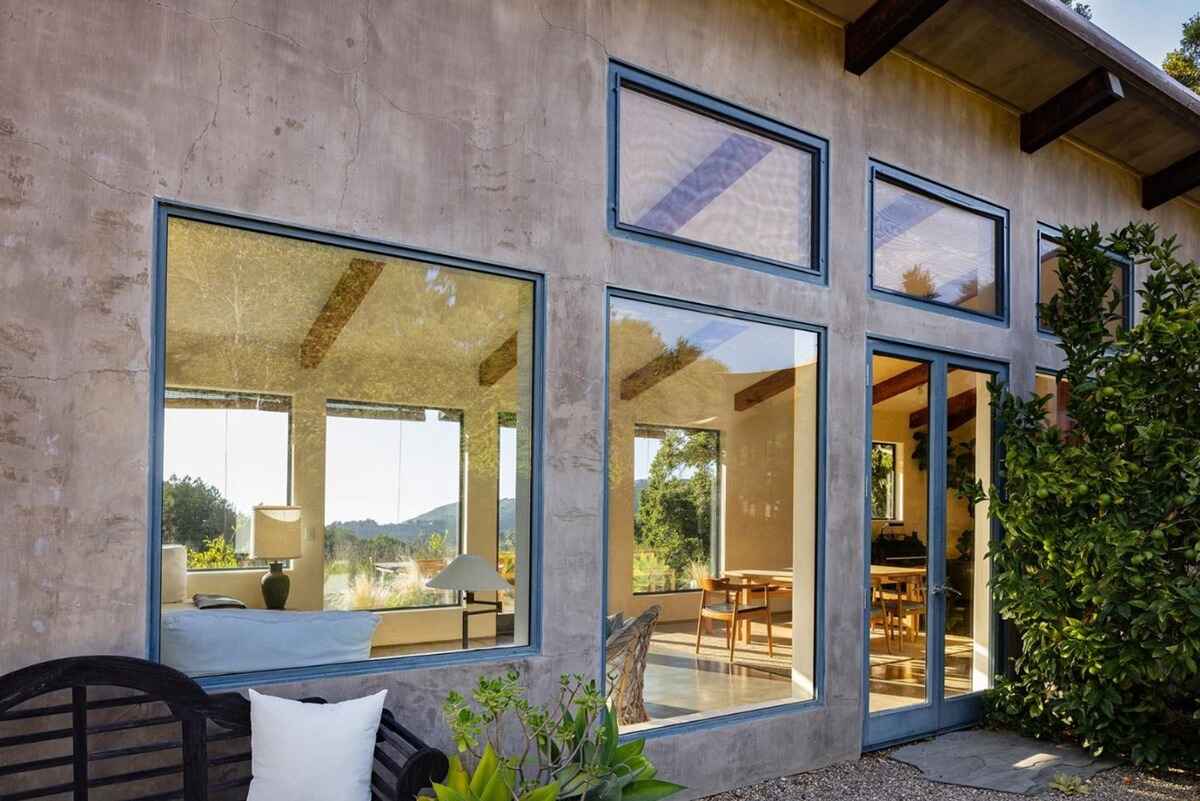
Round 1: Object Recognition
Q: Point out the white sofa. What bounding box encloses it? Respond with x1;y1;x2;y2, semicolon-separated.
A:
161;608;381;676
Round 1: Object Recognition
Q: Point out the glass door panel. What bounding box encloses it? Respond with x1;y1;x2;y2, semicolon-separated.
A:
943;367;994;699
868;354;931;714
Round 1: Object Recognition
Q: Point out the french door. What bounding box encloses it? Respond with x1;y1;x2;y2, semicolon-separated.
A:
863;340;1005;748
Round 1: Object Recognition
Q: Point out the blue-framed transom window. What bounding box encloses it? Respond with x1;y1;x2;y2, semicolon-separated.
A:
608;61;829;281
149;202;543;687
1037;223;1133;336
869;161;1010;324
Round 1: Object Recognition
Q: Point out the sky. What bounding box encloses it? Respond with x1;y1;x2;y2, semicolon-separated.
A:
1085;1;1192;67
163;407;516;528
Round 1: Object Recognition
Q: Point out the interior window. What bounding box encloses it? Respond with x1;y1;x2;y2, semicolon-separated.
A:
632;425;720;594
323;402;463;611
158;214;536;677
870;442;898;521
162;389;291;571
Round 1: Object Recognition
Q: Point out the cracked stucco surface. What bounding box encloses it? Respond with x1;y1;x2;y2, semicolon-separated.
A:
1;0;1198;795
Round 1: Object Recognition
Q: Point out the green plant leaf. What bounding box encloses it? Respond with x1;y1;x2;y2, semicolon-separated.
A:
470;743;500;799
620;779;687;801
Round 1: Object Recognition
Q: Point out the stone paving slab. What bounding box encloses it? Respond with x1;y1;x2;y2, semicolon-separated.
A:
890;730;1118;795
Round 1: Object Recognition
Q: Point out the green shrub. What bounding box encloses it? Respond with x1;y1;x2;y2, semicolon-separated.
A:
985;223;1200;769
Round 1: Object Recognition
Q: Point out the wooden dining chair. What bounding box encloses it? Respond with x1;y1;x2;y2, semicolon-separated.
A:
869;579;895;654
893;578;927;644
695;577;773;661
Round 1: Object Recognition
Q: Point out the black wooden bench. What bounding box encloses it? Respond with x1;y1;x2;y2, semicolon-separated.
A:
0;655;449;801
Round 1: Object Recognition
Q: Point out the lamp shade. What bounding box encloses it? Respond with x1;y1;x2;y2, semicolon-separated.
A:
427;554;511;592
250;505;302;560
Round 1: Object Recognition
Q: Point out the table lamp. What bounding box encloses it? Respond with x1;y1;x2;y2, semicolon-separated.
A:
250;505;302;610
427;554;512;649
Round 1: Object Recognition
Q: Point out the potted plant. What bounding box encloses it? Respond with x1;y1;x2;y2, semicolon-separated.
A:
415;531;451;577
434;670;685;801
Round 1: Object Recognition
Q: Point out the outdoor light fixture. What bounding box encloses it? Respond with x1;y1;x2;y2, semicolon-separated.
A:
250;505;303;610
427;554;512;649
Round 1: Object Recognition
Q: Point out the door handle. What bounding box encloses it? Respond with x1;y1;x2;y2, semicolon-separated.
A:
930;583;961;597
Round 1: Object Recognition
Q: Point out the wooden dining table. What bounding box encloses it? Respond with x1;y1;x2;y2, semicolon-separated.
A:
724;565;927;588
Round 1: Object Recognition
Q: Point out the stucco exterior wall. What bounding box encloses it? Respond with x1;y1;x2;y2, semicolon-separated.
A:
2;0;1198;795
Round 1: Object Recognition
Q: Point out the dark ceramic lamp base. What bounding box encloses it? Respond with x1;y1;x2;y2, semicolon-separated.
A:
261;562;290;610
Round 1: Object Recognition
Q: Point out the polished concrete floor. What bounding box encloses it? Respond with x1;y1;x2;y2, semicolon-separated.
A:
638;615;975;728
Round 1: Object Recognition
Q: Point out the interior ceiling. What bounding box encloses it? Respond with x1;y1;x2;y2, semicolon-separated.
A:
799;0;1200;204
165;219;525;371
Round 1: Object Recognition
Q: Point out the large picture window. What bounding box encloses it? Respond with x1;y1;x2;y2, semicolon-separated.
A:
155;209;537;678
610;63;827;278
1037;225;1131;335
870;162;1008;321
606;293;822;730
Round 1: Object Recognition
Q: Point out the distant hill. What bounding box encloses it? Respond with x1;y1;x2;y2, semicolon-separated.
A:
331;498;517;540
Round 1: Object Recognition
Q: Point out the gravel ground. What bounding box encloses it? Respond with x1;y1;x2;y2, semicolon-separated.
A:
705;751;1199;800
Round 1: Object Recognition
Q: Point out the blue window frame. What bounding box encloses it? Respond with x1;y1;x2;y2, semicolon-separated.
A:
147;200;545;689
601;287;828;736
1036;223;1133;337
868;161;1010;325
608;61;829;282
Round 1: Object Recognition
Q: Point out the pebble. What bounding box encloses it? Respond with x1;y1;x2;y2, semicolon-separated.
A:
703;751;1198;800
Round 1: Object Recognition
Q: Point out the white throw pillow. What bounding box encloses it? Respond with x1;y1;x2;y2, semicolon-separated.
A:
246;688;387;801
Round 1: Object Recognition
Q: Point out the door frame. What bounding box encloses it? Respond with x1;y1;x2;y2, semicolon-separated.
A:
862;338;1008;749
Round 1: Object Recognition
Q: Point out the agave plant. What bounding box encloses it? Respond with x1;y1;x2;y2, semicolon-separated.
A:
435;670;684;801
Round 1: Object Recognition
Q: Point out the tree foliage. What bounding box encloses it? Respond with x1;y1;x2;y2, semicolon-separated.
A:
1164;13;1200;93
162;475;236;554
634;430;717;577
985;223;1200;768
1058;0;1092;20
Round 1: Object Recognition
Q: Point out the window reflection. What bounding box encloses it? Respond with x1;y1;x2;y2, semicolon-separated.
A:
872;175;1002;317
159;215;535;677
607;295;820;730
1037;231;1128;335
618;86;817;269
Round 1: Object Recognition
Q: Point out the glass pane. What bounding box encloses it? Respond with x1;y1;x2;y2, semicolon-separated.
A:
323;404;462;611
618;87;814;268
498;417;517;614
870;442;897;520
869;355;930;713
943;367;993;698
607;296;820;730
1035;371;1071;430
632;426;720;593
1038;233;1127;334
873;179;999;315
162;390;289;570
160;216;535;676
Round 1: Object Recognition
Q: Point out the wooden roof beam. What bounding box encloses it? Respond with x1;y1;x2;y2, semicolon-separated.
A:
909;388;977;429
300;258;384;369
479;333;518;386
844;0;953;76
1021;68;1124;154
1143;149;1200;210
734;369;794;412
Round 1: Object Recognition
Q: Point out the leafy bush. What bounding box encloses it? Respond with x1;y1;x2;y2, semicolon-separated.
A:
985;223;1200;768
439;671;684;801
186;535;238;569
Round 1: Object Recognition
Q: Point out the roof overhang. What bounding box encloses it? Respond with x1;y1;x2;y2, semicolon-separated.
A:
796;0;1200;209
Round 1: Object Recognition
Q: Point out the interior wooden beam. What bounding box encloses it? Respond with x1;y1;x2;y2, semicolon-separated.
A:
872;363;929;405
299;258;384;369
909;388;977;429
733;368;795;412
1143;149;1200;210
620;341;703;401
844;0;953;76
479;333;518;386
1021;68;1123;154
